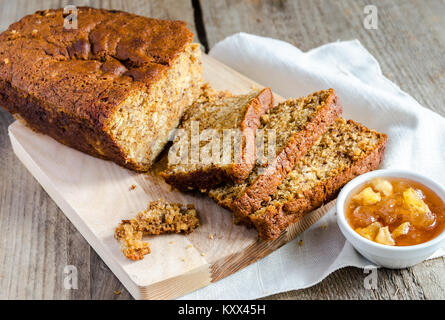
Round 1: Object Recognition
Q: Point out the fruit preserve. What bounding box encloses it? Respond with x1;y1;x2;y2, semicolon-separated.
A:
346;177;445;246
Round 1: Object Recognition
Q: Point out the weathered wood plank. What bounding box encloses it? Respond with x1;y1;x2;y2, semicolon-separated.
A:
200;0;445;117
200;0;445;300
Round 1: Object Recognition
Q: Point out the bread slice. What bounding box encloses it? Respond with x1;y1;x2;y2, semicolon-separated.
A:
249;119;388;240
161;86;274;190
114;200;200;260
209;89;342;221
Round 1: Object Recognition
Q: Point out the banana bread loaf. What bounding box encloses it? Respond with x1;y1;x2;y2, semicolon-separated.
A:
209;89;342;222
249;119;387;240
0;7;202;171
161;86;274;190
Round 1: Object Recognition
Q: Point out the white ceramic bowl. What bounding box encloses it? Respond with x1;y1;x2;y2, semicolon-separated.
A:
337;169;445;269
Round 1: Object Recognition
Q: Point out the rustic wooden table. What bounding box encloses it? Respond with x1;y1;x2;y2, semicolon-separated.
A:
1;0;444;300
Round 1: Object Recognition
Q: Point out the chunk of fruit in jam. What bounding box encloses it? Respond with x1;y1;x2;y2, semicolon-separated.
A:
371;178;393;196
350;206;378;228
376;196;402;225
353;187;381;206
392;222;410;238
403;188;435;228
375;226;395;246
355;222;382;241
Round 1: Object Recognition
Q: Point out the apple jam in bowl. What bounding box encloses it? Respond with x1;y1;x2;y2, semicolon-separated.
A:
337;169;445;269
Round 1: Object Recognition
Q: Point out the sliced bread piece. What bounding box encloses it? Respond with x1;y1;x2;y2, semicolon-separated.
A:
209;89;342;221
249;119;388;240
161;86;274;190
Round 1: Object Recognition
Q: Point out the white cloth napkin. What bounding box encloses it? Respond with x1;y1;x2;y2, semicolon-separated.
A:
180;33;445;300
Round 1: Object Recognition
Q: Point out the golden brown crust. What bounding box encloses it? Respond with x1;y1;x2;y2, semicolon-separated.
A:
0;7;199;171
161;88;274;190
229;87;274;183
249;120;388;240
231;89;342;220
0;78;135;167
0;7;193;126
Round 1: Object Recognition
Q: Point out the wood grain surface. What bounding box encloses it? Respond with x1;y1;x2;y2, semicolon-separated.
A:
0;0;444;300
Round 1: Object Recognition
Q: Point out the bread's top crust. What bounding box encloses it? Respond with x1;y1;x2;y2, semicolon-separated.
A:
0;7;194;128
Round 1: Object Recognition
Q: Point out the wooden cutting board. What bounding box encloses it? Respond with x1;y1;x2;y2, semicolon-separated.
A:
8;54;333;300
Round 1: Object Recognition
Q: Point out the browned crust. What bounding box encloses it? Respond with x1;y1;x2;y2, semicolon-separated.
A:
161;166;228;191
0;7;194;127
0;78;138;169
231;89;342;221
161;88;274;190
250;123;388;240
229;87;274;183
0;78;196;172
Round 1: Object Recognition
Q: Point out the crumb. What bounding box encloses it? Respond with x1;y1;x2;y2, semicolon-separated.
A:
320;224;327;229
208;233;214;240
256;17;262;23
298;239;304;247
201;252;206;256
114;200;200;261
114;223;151;261
181;258;186;262
129;184;136;190
186;244;193;249
169;240;174;244
114;290;121;295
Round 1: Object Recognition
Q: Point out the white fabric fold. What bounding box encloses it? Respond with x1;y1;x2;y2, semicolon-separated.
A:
180;33;445;300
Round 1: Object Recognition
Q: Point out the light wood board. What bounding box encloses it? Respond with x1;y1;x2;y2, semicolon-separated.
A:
8;54;332;300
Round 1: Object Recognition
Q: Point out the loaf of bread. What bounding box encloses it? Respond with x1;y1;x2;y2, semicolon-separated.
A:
161;86;273;190
209;89;342;222
248;119;387;240
0;7;202;171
